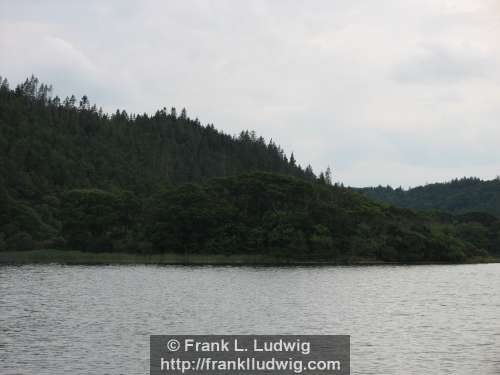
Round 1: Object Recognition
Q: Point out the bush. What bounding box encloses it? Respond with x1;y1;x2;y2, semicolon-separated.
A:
0;232;6;251
6;232;35;251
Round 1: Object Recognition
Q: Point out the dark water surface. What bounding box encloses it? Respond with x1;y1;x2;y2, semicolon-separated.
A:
1;264;499;374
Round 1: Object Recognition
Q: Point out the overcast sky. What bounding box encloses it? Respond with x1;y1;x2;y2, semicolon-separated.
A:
1;0;499;187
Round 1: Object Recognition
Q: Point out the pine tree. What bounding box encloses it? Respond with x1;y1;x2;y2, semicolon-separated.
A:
180;108;187;119
319;172;326;184
170;107;177;118
79;95;90;110
325;166;332;185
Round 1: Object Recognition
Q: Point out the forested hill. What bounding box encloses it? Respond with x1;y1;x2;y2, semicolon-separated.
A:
1;76;499;263
0;76;319;253
0;76;315;195
359;177;500;217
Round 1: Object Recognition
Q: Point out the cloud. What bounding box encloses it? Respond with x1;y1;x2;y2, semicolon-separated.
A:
393;43;495;84
1;0;500;187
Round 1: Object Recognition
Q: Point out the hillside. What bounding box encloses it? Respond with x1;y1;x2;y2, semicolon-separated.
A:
0;76;313;249
359;177;500;217
0;76;314;191
1;76;499;262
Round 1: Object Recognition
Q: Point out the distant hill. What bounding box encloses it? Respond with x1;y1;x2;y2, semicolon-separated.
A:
358;177;500;217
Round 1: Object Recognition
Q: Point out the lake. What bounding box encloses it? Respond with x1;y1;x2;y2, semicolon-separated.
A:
1;264;499;374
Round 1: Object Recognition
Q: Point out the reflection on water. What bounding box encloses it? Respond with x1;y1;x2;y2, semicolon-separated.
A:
1;264;499;374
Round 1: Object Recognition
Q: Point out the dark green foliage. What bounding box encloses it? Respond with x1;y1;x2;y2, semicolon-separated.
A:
0;232;5;251
0;76;313;250
0;76;311;194
144;172;498;262
61;189;139;251
359;177;500;217
1;76;498;262
359;179;500;257
6;232;35;251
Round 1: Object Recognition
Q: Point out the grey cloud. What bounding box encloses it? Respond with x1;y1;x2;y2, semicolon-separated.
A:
393;44;495;84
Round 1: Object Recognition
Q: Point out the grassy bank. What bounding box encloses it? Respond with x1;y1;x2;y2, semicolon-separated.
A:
0;249;299;265
0;249;499;266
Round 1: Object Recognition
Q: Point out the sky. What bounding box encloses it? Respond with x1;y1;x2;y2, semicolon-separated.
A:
1;0;499;187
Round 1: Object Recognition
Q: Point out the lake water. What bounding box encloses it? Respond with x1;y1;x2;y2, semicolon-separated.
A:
1;264;499;374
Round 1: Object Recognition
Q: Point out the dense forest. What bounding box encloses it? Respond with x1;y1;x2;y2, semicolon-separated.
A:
58;172;500;262
359;177;500;217
1;76;499;262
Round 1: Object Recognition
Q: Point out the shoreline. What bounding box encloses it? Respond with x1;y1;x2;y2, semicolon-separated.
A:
0;249;499;266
